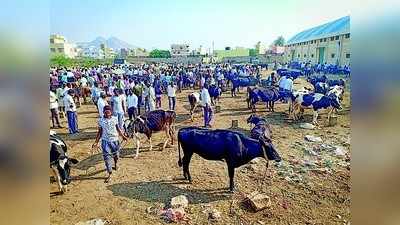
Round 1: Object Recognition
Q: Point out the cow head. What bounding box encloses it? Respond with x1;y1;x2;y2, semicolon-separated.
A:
247;114;265;125
132;116;150;134
56;155;79;185
259;137;281;162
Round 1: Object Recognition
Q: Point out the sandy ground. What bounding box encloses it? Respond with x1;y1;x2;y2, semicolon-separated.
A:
50;71;350;225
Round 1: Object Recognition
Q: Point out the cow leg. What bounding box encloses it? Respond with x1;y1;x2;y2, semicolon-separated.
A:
228;165;235;192
182;152;193;182
134;134;140;159
51;166;66;193
148;137;153;151
312;110;319;126
162;128;169;150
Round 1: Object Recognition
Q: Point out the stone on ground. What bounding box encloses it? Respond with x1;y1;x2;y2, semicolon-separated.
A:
75;219;105;225
305;135;322;142
170;195;189;208
244;191;271;212
299;123;315;129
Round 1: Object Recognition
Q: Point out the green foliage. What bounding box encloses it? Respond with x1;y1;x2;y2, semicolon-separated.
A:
50;55;112;68
149;49;171;58
249;48;257;56
273;36;285;46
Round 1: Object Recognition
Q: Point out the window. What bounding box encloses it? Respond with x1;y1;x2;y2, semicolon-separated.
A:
304;54;307;57
346;53;350;58
298;54;300;57
331;53;335;58
324;38;327;42
58;48;64;52
345;33;350;38
330;37;334;41
50;48;55;52
335;36;339;40
50;39;54;44
311;54;314;58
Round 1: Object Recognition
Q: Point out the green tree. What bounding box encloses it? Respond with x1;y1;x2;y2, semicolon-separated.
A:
273;36;285;46
50;55;73;67
249;48;257;56
149;49;171;58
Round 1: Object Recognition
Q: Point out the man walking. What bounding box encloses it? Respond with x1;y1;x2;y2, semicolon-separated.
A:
64;89;79;134
110;89;126;129
167;82;176;110
50;89;62;128
200;84;213;128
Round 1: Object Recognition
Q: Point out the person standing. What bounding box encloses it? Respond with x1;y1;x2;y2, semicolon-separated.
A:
167;82;176;111
56;84;66;118
91;83;101;108
64;89;79;134
126;90;138;120
50;89;62;128
200;84;213;128
154;80;162;109
148;83;156;111
133;82;143;115
97;92;108;118
110;89;125;129
142;82;150;112
92;105;128;183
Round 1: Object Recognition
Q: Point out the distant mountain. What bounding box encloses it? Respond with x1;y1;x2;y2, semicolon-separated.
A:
77;36;137;50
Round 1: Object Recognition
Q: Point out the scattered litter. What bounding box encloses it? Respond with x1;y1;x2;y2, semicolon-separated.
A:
208;209;221;221
75;219;105;225
160;207;188;223
170;195;189;208
305;135;322;142
299;123;315;129
243;191;271;212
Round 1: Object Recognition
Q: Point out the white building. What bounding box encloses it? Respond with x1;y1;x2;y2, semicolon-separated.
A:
171;44;190;57
80;46;105;59
50;34;78;58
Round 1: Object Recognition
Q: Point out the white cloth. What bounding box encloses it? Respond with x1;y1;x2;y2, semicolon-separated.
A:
50;91;58;109
97;98;108;118
200;88;211;106
167;85;176;97
66;71;74;78
278;76;287;89
192;92;200;102
64;94;76;112
281;78;293;91
111;95;124;113
126;94;138;108
149;87;156;111
80;77;87;87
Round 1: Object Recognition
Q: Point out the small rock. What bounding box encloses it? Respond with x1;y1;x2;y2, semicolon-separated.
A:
257;221;266;225
337;214;342;219
170;195;189;208
75;219;105;225
208;209;221;220
305;135;322;142
334;146;347;157
300;123;315;129
320;143;336;151
250;158;264;164
244;191;271;212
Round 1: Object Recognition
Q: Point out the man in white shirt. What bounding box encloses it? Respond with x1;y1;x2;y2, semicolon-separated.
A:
200;76;206;89
80;76;88;87
126;90;138;120
50;90;62;128
97;92;108;118
111;89;126;129
200;84;213;128
279;76;293;103
64;89;79;134
167;82;176;110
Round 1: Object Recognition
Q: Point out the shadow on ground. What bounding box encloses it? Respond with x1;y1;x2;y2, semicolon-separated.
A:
107;180;230;204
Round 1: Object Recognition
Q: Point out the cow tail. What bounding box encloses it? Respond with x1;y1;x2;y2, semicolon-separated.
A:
178;137;182;167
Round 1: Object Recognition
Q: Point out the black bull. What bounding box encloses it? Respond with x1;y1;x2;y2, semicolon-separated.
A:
177;127;281;191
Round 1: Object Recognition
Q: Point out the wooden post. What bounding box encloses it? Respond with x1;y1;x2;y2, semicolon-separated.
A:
231;120;238;128
215;105;221;113
328;115;338;127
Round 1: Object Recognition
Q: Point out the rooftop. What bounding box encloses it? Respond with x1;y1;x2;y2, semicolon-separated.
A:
286;16;350;45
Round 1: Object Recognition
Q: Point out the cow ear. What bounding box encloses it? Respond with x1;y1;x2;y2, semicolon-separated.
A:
68;158;79;165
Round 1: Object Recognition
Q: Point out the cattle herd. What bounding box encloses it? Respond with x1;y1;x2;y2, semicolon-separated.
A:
50;62;348;195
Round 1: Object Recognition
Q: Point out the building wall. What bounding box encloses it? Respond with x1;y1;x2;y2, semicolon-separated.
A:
284;33;350;66
50;34;78;58
214;47;250;61
171;44;190;57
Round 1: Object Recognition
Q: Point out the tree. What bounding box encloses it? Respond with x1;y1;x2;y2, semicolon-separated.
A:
249;48;257;56
50;55;73;67
149;49;171;58
272;36;285;46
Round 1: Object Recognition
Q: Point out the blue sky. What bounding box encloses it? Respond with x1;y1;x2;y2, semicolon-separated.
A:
50;0;352;50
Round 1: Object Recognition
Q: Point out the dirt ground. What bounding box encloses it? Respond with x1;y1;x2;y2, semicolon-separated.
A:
50;70;350;225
